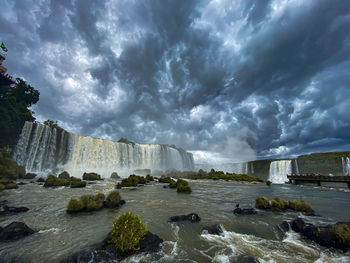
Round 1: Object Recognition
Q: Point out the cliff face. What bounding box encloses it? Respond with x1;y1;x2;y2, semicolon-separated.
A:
13;122;194;177
248;151;350;180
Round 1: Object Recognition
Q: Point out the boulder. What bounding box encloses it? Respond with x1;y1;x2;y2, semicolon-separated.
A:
279;221;290;232
110;172;120;179
0;201;29;215
23;173;37;179
168;213;201;223
0;222;35;241
233;204;257;215
290;218;350;251
58;171;70;180
82;172;101;181
36;178;45;183
61;231;162;263
202;224;223;235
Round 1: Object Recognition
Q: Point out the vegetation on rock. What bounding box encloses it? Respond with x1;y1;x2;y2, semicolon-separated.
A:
331;223;350;247
176;179;192;193
0;152;24;181
266;180;272;186
255;196;313;213
118;174;148;187
109;212;147;254
70;177;86;188
58;171;70;180
21;173;37;179
44;174;70;187
105;190;121;208
82;172;101;180
66;191;123;213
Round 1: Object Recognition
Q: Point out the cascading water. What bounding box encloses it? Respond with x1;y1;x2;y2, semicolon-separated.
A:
294;159;300;174
268;160;292;184
342;157;350;176
13;122;194;177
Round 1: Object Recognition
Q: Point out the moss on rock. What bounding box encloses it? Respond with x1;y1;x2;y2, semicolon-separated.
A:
176;179;192;193
105;190;121;208
44;174;70;187
82;172;101;181
255;197;270;209
67;199;85;213
109;212;147;254
271;197;288;211
58;171;70;180
70;177;86;188
331;223;350;247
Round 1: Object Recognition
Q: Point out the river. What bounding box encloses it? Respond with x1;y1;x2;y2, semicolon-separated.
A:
0;179;349;263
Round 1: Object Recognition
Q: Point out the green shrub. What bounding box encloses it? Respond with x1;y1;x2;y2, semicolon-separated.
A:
58;171;70;180
105;190;121;208
331;223;350;247
44;174;70;187
145;174;154;182
266;180;272;186
18;166;26;178
109;212;147;254
176;179;192;193
0;184;5;190
80;193;105;211
120;174;148;187
255;197;270;209
0;178;9;184
82;172;101;180
67;199;85;213
288;199;313;212
4;183;17;189
271;197;288;211
70;177;86;188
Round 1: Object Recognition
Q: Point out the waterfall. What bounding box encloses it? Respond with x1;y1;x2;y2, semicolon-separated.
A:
13;122;194;177
342;157;350;176
250;163;254;174
294;159;300;174
268;160;292;184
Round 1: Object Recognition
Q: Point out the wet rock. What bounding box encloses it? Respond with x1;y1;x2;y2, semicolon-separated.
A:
0;201;29;215
119;200;126;206
163;185;169;188
110;172;120;179
169;213;201;223
0;222;35;241
58;171;70;180
115;184;122;189
279;221;290;232
17;182;27;186
202;224;223;235
23;173;37;179
36;178;45;183
290;218;350;251
61;231;163;263
233;204;257;215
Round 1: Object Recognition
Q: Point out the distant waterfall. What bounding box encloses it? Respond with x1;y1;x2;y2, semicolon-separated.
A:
294;159;300;174
342;157;350;176
13;122;194;177
250;163;254;174
268;160;292;184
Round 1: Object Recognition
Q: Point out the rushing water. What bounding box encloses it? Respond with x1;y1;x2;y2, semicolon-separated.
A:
269;160;292;184
0;180;349;263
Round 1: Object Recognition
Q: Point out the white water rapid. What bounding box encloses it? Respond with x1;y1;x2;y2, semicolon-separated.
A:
268;160;292;184
13;122;194;177
342;157;350;176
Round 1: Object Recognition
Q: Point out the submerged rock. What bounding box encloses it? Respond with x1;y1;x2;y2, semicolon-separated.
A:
36;178;45;183
288;218;350;251
0;222;35;241
0;201;29;215
202;224;223;235
168;213;201;223
61;231;163;263
233;204;257;215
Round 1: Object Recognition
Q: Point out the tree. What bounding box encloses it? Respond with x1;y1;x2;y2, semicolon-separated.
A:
0;78;40;148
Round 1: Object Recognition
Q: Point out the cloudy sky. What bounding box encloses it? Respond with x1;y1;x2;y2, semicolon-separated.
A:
1;0;350;163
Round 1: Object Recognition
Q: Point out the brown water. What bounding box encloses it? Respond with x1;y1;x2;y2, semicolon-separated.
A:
0;179;349;263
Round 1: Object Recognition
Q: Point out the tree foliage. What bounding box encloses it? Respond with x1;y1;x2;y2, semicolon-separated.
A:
0;78;40;148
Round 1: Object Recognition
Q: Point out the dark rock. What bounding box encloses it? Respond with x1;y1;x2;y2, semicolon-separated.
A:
115;184;122;189
279;221;290;232
36;178;45;183
88;182;97;185
119;200;126;206
169;213;201;223
110;172;120;179
233;204;257;215
58;171;70;180
24;173;37;179
61;231;162;263
163;185;169;188
0;202;29;215
290;218;350;251
17;182;27;185
202;224;223;235
0;222;35;241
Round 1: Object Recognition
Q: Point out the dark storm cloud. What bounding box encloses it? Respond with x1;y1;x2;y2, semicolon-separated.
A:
1;0;350;162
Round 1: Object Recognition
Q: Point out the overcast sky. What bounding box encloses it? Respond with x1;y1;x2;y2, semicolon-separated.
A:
1;0;350;163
